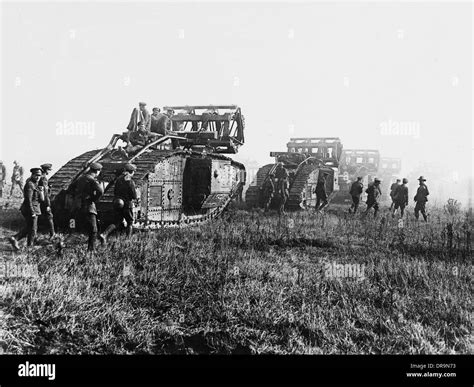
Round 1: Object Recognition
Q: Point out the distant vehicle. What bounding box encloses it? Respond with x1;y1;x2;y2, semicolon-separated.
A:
246;137;343;210
50;105;246;230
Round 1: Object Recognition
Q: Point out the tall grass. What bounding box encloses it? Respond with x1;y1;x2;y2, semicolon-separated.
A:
0;202;472;354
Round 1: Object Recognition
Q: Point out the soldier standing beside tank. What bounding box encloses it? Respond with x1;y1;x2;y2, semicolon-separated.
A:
69;163;104;252
38;163;56;238
0;160;6;198
315;172;329;211
262;172;275;212
364;178;382;218
100;163;137;242
275;163;289;215
392;178;409;218
349;176;363;214
389;179;401;210
414;176;429;222
10;160;24;197
8;168;43;250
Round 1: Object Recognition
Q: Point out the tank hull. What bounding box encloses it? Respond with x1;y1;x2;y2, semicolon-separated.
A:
51;149;245;231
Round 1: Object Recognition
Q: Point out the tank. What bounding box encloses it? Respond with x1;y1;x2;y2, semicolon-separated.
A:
50;105;246;230
245;137;343;210
332;149;380;204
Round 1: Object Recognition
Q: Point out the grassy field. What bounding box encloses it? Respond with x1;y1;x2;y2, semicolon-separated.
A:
0;194;472;355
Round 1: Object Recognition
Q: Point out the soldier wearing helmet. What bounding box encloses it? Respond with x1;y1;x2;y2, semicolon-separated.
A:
69;162;104;252
391;178;409;218
100;163;138;243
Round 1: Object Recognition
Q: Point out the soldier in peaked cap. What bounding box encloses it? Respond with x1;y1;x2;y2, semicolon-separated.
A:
9;168;43;250
38;163;56;238
100;163;137;243
414;176;429;222
364;178;382;218
69;162;104;252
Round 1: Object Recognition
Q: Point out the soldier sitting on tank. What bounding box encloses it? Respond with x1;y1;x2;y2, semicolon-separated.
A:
124;126;149;155
100;163;137;243
201;109;219;133
165;109;184;132
150;107;170;136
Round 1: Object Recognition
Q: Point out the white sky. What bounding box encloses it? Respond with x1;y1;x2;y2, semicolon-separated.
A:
1;1;472;203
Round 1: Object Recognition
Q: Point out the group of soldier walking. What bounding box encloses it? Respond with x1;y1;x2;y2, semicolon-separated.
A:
67;161;138;252
8;161;139;253
5;157;430;253
349;175;430;221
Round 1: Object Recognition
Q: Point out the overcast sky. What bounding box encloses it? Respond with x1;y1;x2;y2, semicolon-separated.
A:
1;1;472;203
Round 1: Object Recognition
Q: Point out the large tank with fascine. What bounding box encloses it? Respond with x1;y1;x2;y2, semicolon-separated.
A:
49;105;246;231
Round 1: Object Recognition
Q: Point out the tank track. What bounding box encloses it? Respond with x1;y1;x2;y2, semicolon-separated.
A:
245;164;274;208
49;150;100;199
50;147;244;229
286;164;319;210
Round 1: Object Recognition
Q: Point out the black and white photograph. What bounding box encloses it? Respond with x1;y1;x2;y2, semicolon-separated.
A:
0;0;472;385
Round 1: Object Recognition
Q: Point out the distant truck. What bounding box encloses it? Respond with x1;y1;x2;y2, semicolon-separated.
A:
245;137;343;210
